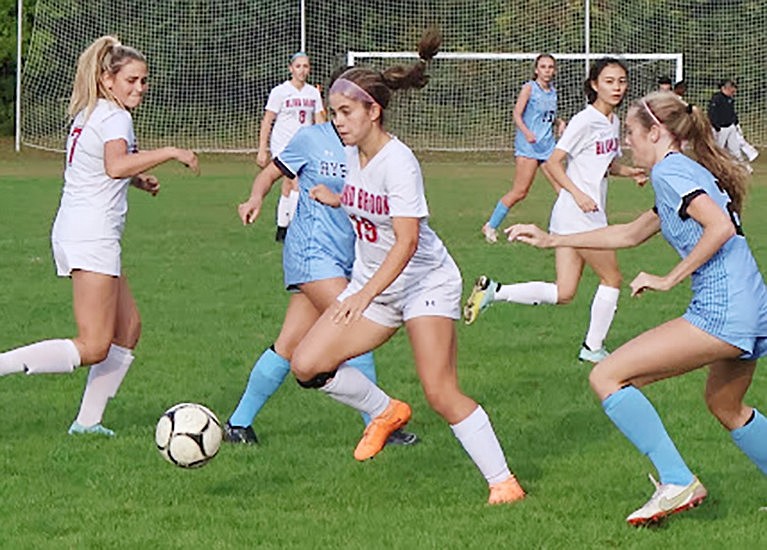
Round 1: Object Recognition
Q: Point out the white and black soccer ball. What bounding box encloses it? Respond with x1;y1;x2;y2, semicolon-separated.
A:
155;403;223;468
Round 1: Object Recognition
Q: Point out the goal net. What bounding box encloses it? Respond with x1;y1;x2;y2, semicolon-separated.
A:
19;1;766;152
346;52;682;151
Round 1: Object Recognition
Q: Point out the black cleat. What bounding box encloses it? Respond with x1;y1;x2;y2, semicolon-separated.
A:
224;421;259;445
386;428;420;447
275;226;288;243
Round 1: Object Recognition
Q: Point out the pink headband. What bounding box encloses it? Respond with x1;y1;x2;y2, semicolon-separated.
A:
329;78;379;106
642;99;662;126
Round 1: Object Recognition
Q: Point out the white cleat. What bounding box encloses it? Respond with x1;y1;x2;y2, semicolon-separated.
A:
578;345;609;363
626;474;707;526
482;223;498;244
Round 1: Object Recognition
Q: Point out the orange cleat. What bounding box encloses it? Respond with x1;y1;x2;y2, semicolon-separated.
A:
354;399;412;461
488;475;526;504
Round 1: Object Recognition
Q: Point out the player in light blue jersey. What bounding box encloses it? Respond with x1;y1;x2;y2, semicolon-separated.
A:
507;91;766;526
481;54;565;243
225;114;417;447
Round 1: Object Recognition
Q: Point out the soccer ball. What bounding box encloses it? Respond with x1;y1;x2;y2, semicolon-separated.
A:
155;403;223;468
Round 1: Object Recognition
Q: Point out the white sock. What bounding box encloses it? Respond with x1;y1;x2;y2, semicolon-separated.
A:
286;189;299;223
276;194;291;228
450;406;511;485
584;285;620;351
319;364;390;418
495;282;558;305
74;344;134;427
0;339;81;376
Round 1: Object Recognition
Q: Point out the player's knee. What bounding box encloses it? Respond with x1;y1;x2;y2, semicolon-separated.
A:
556;290;575;305
588;364;612;396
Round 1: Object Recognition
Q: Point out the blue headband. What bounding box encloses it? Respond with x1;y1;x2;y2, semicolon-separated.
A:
290;52;308;63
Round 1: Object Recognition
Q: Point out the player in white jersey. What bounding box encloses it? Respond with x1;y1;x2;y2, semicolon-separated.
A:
290;28;526;505
257;53;326;242
0;36;197;435
465;58;646;364
507;91;765;526
481;54;565;243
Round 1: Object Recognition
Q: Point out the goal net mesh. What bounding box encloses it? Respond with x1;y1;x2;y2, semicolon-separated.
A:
20;0;766;152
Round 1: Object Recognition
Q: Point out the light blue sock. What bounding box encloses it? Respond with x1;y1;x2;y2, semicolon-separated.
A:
488;201;510;229
731;408;767;474
602;386;694;485
346;352;376;426
229;347;290;427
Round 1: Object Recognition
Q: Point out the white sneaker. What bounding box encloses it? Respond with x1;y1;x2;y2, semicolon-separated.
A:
578;345;609;363
626;474;707;526
482;223;498;244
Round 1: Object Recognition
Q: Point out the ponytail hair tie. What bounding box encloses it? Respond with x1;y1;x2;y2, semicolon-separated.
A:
686;103;694;114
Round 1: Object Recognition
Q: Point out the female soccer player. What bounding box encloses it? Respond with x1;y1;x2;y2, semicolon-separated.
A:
507;91;766;525
258;53;326;242
225;79;415;446
481;53;565;243
465;58;645;364
290;28;526;504
0;36;198;435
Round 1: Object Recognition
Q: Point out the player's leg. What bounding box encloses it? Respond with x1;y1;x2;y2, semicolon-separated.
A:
578;248;622;363
482;156;539;243
291;308;401;459
0;269;119;377
406;316;524;503
590;318;741;524
70;275;140;436
463;246;579;325
226;292;321;441
705;358;766;474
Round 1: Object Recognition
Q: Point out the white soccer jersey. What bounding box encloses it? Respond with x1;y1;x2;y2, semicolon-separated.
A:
265;81;324;155
556;105;620;208
340;137;448;302
52;99;136;242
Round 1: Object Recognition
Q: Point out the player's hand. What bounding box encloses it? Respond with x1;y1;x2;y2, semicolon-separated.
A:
176;148;199;174
332;290;373;325
309;184;341;207
504;223;554;248
628;167;648;186
525;131;537;143
629;271;671;296
574;192;598;213
238;197;263;225
132;174;160;196
256;150;269;169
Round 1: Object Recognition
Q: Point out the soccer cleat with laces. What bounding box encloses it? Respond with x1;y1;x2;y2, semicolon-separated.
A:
488;475;526;504
68;421;115;437
463;275;496;325
578;344;609;363
626;474;707;526
354;399;411;461
482;223;498;244
223;421;259;444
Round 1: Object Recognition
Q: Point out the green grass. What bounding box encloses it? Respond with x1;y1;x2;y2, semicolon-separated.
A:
0;140;765;548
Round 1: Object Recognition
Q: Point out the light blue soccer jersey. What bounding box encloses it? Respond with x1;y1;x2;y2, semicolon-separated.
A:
274;122;355;288
514;81;558;160
652;152;767;358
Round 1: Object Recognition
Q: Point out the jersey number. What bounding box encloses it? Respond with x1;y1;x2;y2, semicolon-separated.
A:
298;110;307;124
67;126;83;165
542;110;555;124
350;214;378;243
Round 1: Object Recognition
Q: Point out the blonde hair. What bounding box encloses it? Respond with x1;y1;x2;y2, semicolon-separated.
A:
337;27;441;125
633;91;749;213
68;35;147;119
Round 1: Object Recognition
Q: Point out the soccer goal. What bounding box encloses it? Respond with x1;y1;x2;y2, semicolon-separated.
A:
345;51;683;151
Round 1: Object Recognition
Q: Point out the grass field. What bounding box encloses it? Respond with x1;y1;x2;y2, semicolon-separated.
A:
0;139;765;548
